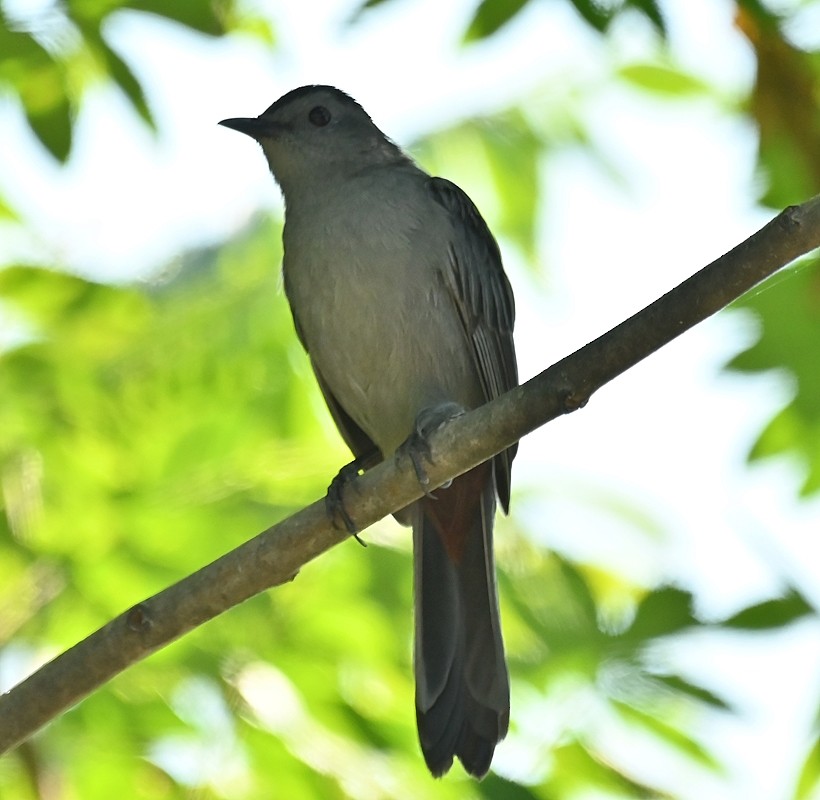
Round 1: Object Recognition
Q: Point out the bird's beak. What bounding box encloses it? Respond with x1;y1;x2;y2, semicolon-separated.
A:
218;117;277;139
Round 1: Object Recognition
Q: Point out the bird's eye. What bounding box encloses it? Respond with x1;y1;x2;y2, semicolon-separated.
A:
308;106;331;127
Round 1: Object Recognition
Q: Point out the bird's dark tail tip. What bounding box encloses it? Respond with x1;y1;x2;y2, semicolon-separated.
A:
413;468;509;779
417;693;507;778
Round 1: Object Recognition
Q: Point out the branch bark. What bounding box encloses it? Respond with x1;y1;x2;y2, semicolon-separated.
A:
2;196;820;755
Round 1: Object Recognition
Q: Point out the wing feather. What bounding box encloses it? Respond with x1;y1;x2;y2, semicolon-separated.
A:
427;177;518;512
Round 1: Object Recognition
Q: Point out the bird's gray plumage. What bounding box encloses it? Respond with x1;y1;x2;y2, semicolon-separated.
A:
220;85;517;778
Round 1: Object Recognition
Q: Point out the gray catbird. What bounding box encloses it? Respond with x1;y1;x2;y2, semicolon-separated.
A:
220;85;518;778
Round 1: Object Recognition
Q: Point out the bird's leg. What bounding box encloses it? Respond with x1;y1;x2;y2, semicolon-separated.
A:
326;449;380;541
396;402;465;495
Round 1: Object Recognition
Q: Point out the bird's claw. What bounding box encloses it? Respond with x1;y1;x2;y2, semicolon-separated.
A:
396;402;465;497
398;431;436;496
326;461;366;544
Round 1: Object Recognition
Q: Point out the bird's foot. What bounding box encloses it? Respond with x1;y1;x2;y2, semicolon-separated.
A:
396;402;465;495
326;459;367;545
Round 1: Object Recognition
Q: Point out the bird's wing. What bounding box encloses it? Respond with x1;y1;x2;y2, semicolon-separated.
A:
313;360;383;467
427;177;518;512
290;308;382;467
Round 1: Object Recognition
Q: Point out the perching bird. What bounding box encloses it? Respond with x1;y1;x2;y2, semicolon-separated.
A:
220;85;517;778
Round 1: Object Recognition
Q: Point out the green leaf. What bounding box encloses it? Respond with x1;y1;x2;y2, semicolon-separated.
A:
232;13;277;45
15;55;75;162
619;63;709;97
24;94;73;162
557;558;601;630
652;674;733;711
627;0;667;35
569;0;614;33
121;0;234;36
613;701;723;771
464;0;531;42
623;587;699;642
465;0;666;41
0;194;19;221
728;261;820;399
99;40;155;129
499;546;607;674
721;591;814;630
795;733;820;800
347;0;394;24
0;266;148;343
0;21;50;62
480;113;541;260
735;6;820;208
548;739;666;797
726;258;820;494
477;773;542;799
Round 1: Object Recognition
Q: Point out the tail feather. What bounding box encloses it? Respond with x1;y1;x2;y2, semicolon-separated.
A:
413;464;509;778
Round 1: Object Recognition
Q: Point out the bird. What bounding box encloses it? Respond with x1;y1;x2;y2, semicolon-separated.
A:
219;85;517;778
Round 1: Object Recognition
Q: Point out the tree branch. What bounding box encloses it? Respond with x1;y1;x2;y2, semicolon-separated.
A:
2;196;820;755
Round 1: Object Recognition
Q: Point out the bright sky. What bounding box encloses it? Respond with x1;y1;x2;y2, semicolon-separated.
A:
0;0;818;797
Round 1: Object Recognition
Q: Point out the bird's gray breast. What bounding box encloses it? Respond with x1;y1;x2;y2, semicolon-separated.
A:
282;168;482;455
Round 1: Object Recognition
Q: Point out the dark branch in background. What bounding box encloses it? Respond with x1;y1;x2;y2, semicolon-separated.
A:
2;196;820;755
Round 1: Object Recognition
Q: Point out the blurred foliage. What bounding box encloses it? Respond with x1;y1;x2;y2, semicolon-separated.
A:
353;0;666;38
463;0;666;40
736;1;820;209
795;729;820;800
725;1;820;505
1;0;820;799
0;0;274;163
727;258;820;495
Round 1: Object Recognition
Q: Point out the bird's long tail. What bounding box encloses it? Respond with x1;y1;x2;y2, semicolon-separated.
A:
413;462;509;778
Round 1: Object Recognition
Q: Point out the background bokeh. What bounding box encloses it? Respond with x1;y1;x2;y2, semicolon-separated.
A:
1;1;819;798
